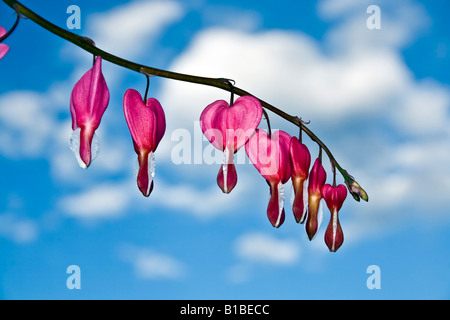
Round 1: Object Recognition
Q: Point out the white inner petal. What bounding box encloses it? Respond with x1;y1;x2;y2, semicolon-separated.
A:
147;152;156;195
69;128;100;169
222;148;230;193
275;181;285;227
316;199;324;239
331;209;338;251
302;181;308;219
289;183;294;207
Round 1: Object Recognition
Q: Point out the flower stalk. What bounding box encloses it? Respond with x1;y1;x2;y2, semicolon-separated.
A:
2;0;368;202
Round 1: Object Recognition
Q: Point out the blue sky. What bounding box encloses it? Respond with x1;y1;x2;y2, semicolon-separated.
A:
0;0;449;300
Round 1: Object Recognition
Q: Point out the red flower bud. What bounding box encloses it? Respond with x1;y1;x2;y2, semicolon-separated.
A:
289;136;311;223
305;157;326;240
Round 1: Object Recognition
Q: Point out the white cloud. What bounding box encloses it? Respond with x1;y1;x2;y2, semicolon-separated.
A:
158;27;412;131
234;232;300;265
393;80;450;136
87;0;184;59
0;91;56;158
58;183;132;219
0;213;38;244
118;245;185;280
150;177;247;220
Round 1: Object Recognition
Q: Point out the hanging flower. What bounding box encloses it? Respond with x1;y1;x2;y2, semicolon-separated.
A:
70;56;110;168
305;156;327;240
322;184;347;252
289;136;311;223
200;95;262;194
246;129;291;228
123;88;166;197
0;27;10;60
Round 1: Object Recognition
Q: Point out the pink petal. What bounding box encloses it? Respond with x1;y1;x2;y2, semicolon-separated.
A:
290;137;311;223
0;44;9;60
290;137;311;180
324;207;344;252
216;146;237;194
322;184;347;211
0;27;9;59
71;56;109;130
217;164;237;194
70;56;110;167
305;157;327;240
245;129;291;184
322;184;347;252
200;95;262;152
123;89;166;153
291;180;308;223
136;151;154;197
246;130;291;228
267;181;286;228
123;89;165;197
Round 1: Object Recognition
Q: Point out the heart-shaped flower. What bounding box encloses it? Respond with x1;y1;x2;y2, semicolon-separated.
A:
200;95;262;193
245;129;291;228
123;88;166;197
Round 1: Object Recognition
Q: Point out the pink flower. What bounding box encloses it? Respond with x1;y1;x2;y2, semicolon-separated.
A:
289;136;311;223
0;26;10;60
123;89;166;197
246;130;291;228
70;56;110;168
305;157;327;240
321;184;347;252
200;95;262;194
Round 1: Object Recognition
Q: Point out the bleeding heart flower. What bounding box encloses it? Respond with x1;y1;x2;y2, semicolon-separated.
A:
322;183;347;252
305;157;327;240
246;129;291;228
289;136;311;223
0;27;10;60
123;88;166;197
70;56;110;168
200;95;262;194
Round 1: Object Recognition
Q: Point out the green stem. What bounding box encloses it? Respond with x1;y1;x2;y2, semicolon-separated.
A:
0;7;19;42
2;0;365;200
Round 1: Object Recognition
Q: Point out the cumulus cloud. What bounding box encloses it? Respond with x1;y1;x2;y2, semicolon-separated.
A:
58;183;133;219
0;91;57;158
0;213;38;244
87;0;184;59
118;244;185;280
234;232;300;265
158;27;413;132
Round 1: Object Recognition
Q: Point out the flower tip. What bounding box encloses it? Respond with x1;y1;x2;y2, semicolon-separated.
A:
139;181;154;197
325;222;344;252
267;181;286;228
360;188;369;202
80;157;90;169
306;224;317;241
217;163;237;194
346;179;369;202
